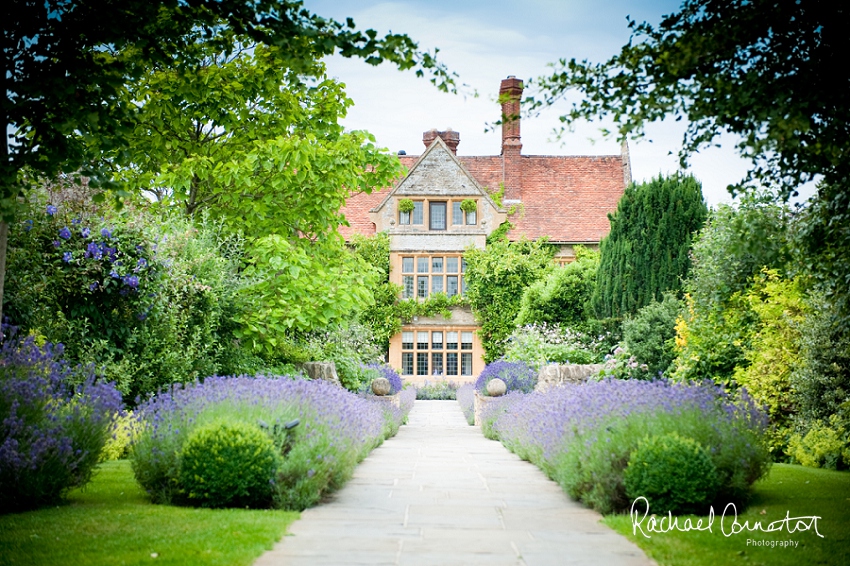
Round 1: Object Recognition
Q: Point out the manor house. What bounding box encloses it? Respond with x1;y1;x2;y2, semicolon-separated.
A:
340;76;629;384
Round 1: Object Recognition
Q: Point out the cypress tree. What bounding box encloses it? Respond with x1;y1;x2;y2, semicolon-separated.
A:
593;174;708;319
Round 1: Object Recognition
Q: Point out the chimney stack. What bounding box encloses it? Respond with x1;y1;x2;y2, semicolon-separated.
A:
500;76;523;200
422;128;460;154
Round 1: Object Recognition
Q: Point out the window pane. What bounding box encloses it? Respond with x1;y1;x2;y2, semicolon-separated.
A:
400;210;410;225
461;353;473;376
446;257;458;273
461;276;467;296
417;276;428;298
432;331;443;349
417;353;429;375
462;332;473;350
432;276;443;294
412;202;423;225
402;257;414;273
452;201;463;225
446;331;458;350
403;275;414;298
466;210;477;225
446;353;458;375
417;256;429;273
432;353;443;376
432;257;444;273
417;332;429;350
447;275;459;297
430;202;447;230
402;353;413;375
461;257;467;273
402;332;414;350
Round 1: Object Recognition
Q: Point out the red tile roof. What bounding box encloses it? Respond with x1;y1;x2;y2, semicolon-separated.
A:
339;152;625;243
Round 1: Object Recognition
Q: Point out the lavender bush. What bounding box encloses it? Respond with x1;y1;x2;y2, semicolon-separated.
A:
484;379;771;513
457;384;475;425
360;364;403;394
131;375;410;510
415;380;459;400
0;336;122;512
474;360;537;395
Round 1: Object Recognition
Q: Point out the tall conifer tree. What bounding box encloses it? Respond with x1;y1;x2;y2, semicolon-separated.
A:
593;174;707;319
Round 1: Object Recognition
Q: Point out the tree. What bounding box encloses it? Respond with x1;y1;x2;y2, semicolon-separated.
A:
593;174;707;319
3;0;454;328
515;246;599;329
464;237;554;362
530;0;850;324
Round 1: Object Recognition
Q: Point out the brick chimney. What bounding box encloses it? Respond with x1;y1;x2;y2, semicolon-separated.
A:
422;128;460;154
500;76;523;201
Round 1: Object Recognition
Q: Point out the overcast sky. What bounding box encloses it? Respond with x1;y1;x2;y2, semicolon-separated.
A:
305;0;812;207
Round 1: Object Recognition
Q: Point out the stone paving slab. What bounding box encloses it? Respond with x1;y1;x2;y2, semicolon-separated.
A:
254;401;653;566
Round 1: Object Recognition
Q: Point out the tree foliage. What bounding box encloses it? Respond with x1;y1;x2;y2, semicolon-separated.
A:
515;246;598;329
593;174;707;319
622;292;682;378
464;238;554;362
530;0;850;325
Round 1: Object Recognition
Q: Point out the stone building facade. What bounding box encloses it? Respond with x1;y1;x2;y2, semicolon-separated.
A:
340;76;630;384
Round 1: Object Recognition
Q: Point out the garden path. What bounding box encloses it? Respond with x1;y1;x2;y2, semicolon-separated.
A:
254;400;653;566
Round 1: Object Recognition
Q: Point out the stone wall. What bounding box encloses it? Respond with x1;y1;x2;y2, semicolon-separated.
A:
534;363;604;393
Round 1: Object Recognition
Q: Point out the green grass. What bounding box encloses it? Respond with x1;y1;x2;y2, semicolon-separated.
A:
0;460;298;566
604;464;850;566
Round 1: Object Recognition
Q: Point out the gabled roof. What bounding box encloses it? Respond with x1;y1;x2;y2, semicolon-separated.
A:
339;146;625;243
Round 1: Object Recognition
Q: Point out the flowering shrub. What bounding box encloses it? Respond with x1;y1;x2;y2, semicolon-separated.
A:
484;379;770;513
474;360;537;396
598;346;653;380
131;375;408;509
0;335;122;512
503;323;604;368
296;323;384;391
360;364;403;395
415;380;459;400
457;384;475;425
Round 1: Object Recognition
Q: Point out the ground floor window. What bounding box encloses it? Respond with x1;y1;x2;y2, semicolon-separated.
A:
400;327;475;376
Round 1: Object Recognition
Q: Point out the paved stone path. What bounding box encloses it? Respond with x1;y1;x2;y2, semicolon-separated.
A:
255;400;653;566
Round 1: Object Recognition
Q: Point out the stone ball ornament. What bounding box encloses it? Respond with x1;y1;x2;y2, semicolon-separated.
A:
486;378;507;397
371;377;392;396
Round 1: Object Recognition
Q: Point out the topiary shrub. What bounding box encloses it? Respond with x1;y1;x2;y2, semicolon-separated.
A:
624;432;720;514
178;420;279;509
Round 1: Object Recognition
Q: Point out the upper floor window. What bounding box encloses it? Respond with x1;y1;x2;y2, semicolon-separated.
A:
430;201;447;230
398;198;476;229
401;254;466;299
452;201;477;226
399;201;424;225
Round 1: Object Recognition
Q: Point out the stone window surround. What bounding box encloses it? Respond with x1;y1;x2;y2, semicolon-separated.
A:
397;197;477;229
400;327;474;377
400;253;467;299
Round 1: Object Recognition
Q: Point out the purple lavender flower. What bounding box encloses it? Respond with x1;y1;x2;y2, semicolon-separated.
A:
100;228;112;239
123;275;139;289
136;258;147;270
475;360;537;394
46;205;57;216
52;240;61;248
62;251;73;263
58;227;72;240
110;270;120;279
81;227;91;238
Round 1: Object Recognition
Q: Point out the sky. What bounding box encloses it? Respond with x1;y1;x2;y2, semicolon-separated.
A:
304;0;814;207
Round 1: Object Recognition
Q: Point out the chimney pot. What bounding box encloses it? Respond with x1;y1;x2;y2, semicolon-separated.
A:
422;128;460;154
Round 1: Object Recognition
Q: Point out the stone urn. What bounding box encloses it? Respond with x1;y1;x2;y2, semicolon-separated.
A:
371;377;392;396
486;378;507;397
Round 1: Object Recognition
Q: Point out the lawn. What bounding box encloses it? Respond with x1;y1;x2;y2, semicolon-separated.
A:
0;460;298;566
604;464;850;566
